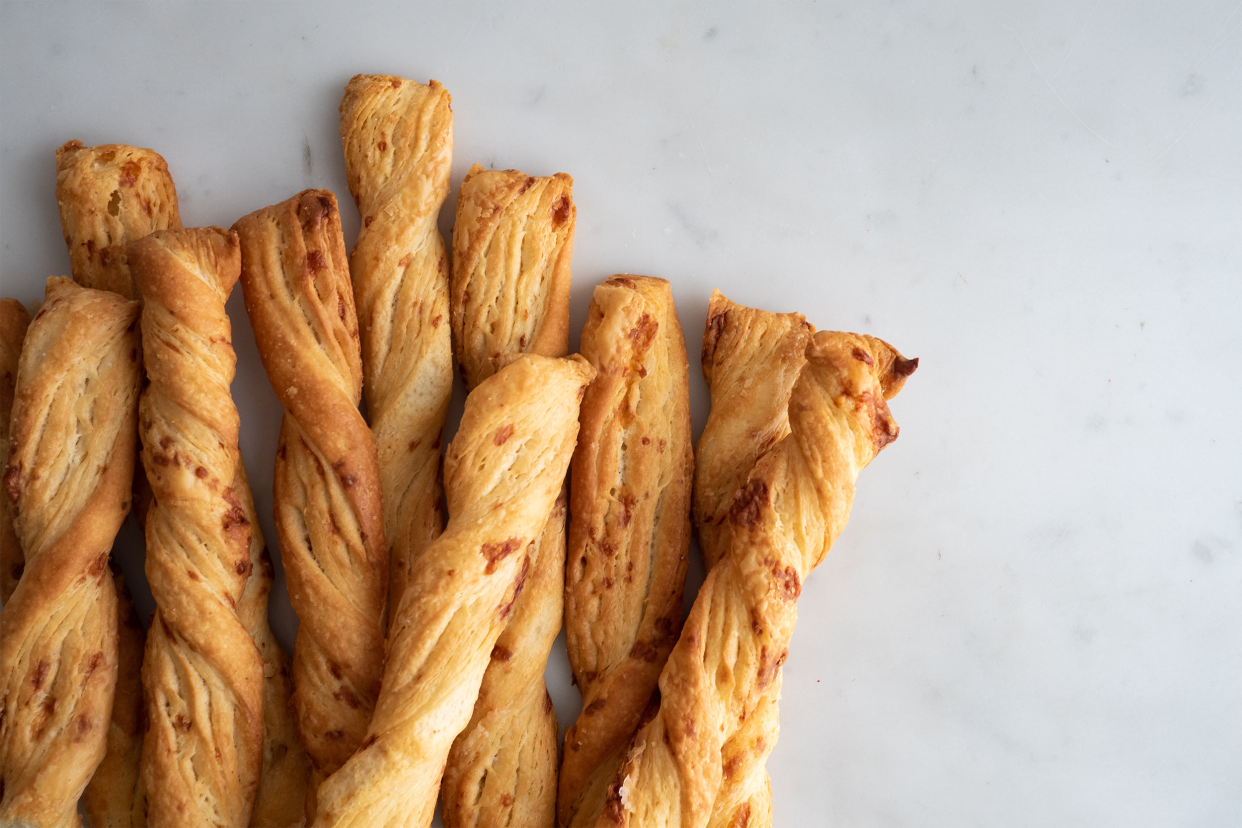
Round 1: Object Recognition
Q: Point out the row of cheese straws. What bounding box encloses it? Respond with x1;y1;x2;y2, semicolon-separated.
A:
0;73;916;828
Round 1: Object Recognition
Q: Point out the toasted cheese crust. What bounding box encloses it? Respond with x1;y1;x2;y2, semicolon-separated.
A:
693;291;813;828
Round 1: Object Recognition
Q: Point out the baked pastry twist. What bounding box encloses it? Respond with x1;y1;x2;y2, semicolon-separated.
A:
313;353;594;828
57;140;182;825
595;331;916;828
55;140;182;300
339;73;454;616
559;275;694;828
0;298;30;604
0;277;141;828
441;163;576;828
130;227;265;827
440;488;566;828
235;191;387;807
234;462;312;828
693;292;813;828
450;164;574;388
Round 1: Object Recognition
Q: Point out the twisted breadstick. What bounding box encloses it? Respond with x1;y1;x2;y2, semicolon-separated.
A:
0;298;30;604
234;462;312;828
692;292;813;828
57;140;182;826
559;275;694;828
130;227;265;827
441;163;576;828
314;353;594;828
339;73;454;616
55;140;182;300
450;164;574;388
235;191;387;808
441;488;566;827
0;277;140;828
595;331;916;828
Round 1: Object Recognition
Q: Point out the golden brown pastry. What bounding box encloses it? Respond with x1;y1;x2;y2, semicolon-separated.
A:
313;353;594;828
235;462;312;828
440;162;576;828
130;228;264;827
82;568;147;828
55;140;182;300
595;331;916;828
57;139;182;825
0;298;30;604
0;277;141;828
692;291;814;828
339;74;454;616
559;275;694;828
450;163;574;389
235;191;387;812
441;488;566;828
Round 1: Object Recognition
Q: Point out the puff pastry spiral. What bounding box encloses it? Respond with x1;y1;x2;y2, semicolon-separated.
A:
693;292;813;828
0;278;140;828
236;191;387;809
339;74;454;617
439;163;576;828
596;331;916;828
314;353;593;828
559;275;694;828
130;228;265;827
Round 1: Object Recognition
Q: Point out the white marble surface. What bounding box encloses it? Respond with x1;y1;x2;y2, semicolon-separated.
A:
2;2;1240;825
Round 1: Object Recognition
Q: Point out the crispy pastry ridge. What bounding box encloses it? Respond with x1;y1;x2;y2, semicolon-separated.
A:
130;228;265;827
559;275;694;827
0;278;140;828
313;353;594;828
595;330;916;828
235;190;387;814
339;74;454;618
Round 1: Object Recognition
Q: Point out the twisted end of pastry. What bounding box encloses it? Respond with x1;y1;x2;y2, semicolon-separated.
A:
694;290;814;570
451;164;575;389
55;140;182;299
